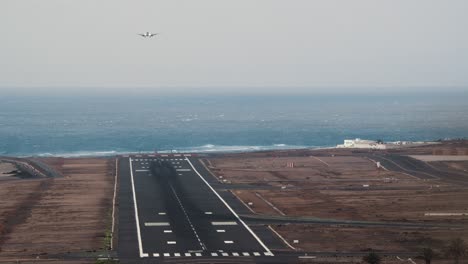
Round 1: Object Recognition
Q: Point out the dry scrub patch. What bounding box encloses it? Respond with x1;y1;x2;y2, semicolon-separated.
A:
273;224;468;253
210;155;468;223
0;158;114;262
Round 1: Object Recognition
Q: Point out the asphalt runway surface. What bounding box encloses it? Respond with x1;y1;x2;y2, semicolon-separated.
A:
117;154;286;263
364;153;468;186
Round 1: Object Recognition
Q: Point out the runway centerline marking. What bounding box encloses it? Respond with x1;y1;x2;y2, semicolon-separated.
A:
216;229;226;232
167;241;177;244
129;158;148;258
186;157;274;256
224;240;234;244
163;230;172;233
168;181;206;250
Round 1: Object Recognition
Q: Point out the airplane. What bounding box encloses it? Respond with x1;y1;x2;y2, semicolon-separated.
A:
138;32;159;38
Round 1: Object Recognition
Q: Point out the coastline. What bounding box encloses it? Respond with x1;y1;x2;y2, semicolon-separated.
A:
3;138;462;158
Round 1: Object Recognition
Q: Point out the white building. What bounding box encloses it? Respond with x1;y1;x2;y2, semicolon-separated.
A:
337;138;387;149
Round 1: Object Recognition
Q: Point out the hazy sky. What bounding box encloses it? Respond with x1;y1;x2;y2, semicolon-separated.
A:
1;0;468;94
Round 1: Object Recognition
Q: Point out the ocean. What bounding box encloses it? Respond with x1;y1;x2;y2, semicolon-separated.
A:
1;92;467;157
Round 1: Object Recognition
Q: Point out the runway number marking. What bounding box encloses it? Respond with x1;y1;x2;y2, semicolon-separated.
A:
129;158;148;258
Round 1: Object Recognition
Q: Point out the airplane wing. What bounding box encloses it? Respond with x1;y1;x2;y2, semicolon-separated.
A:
138;34;147;37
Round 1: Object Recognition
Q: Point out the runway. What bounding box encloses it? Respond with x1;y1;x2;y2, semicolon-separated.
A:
364;153;468;186
117;154;276;262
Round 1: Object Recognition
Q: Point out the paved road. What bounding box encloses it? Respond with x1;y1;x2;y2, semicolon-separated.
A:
118;155;282;263
364;153;468;185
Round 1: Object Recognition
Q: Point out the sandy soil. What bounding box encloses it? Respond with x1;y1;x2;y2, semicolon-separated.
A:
0;158;115;263
0;162;16;178
207;141;468;257
274;224;468;252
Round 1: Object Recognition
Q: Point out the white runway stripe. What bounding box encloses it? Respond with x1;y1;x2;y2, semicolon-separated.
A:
151;251;267;258
211;221;237;225
145;222;170;226
186;158;274;256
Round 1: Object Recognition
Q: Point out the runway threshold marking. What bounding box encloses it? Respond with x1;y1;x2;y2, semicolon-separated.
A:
129;158;148;258
185;158;274;256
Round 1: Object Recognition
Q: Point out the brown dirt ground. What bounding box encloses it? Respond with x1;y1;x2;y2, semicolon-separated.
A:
208;141;468;257
0;157;114;263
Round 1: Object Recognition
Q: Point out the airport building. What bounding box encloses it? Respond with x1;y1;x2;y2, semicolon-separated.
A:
337;138;387;149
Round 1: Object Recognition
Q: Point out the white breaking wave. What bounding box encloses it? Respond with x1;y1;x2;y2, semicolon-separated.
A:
36;150;124;158
173;144;309;153
30;144;314;157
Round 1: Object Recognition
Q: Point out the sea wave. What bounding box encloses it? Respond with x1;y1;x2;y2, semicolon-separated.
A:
28;144;314;157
